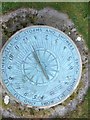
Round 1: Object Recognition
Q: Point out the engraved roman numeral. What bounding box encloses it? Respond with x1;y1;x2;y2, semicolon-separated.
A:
9;54;13;60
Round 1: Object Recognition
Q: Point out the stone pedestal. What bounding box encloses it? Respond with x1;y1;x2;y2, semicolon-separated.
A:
0;8;88;118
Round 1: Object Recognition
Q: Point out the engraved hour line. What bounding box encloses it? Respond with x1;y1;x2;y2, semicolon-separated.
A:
49;63;57;67
36;72;42;85
56;42;63;61
7;62;21;72
49;71;56;77
39;51;44;60
50;69;58;72
61;43;75;65
24;63;37;69
23;37;33;51
62;67;74;73
14;47;26;61
22;37;32;53
33;39;39;49
41;32;48;48
50;64;58;67
43;49;47;57
24;67;34;71
23;37;38;56
21;38;32;55
61;50;71;63
9;49;25;66
41;74;44;83
26;68;37;76
59;69;66;82
62;53;73;66
50;64;58;68
60;50;71;65
46;53;52;60
7;59;21;72
52;37;58;53
45;34;54;50
28;74;36;82
37;50;41;58
15;56;25;65
13;58;22;65
8;69;22;77
11;62;21;70
47;33;52;47
50;65;58;69
22;76;28;83
24;64;36;70
15;43;27;57
29;34;38;48
13;55;22;70
14;53;23;62
48;57;56;63
63;60;75;70
58;43;65;57
27;56;34;61
62;62;73;69
62;61;73;70
24;60;36;65
20;42;28;54
62;63;74;72
48;71;54;78
25;71;36;79
43;34;48;49
24;61;31;64
35;72;40;85
22;39;31;54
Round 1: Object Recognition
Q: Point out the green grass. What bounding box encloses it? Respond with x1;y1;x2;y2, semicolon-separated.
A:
1;2;89;49
88;2;90;51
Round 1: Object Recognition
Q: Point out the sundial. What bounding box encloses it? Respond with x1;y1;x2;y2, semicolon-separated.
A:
0;26;82;109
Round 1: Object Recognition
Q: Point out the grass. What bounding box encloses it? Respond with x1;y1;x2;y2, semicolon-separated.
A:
1;2;89;49
88;2;90;51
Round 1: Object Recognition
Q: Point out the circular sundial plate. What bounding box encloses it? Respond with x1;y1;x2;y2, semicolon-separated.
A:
0;26;82;108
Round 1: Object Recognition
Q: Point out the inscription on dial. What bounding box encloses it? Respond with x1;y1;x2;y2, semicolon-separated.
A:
1;26;82;108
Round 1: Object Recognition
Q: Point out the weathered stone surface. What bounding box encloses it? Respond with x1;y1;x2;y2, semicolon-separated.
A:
53;106;67;117
0;8;88;118
0;106;20;118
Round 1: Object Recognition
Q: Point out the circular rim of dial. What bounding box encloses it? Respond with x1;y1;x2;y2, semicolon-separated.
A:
0;26;82;109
